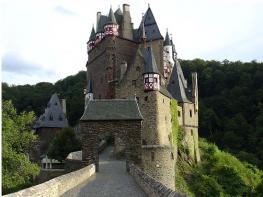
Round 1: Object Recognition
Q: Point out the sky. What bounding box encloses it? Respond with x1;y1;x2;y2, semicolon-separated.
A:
1;0;263;85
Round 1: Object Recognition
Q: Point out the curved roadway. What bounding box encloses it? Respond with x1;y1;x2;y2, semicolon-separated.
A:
62;146;146;197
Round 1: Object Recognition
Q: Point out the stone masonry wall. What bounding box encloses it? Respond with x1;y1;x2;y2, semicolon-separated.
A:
129;163;186;197
3;164;95;197
81;120;142;170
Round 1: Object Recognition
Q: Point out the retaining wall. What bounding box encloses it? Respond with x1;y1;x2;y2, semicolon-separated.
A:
129;163;186;197
4;164;95;197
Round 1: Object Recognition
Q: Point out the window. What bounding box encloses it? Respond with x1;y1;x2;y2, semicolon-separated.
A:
171;152;174;160
136;66;140;71
142;139;147;145
190;110;192;117
144;96;148;101
163;99;165;103
54;102;57;106
172;80;175;84
59;114;63;121
154;77;158;83
191;130;193;136
132;80;136;87
165;116;167;121
49;114;53;121
145;78;149;83
136;97;139;103
178;111;181;117
151;152;155;161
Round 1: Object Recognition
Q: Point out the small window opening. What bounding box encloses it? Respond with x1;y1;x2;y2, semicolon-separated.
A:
151;152;155;161
144;96;148;101
190;110;192;117
49;114;53;121
136;66;140;71
142;139;147;145
191;129;193;136
59;114;63;121
172;80;175;84
171;152;174;160
163;99;164;103
136;97;139;103
165;116;167;121
178;111;181;117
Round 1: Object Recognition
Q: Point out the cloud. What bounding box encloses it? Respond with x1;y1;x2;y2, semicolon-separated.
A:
2;52;56;76
54;6;77;16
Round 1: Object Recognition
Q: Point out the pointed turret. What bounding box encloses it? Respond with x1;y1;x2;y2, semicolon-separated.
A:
142;6;163;41
87;26;96;53
142;46;160;91
164;31;171;46
163;30;174;78
104;7;119;37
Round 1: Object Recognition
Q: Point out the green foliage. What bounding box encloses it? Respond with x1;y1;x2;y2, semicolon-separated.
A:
47;127;81;162
2;100;40;194
170;99;179;147
177;138;263;196
180;59;263;169
2;71;86;126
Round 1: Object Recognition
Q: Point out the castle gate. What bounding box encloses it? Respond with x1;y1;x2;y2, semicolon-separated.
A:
80;99;143;172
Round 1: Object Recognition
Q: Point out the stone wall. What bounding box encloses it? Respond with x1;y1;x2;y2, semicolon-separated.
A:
3;164;95;197
129;163;186;197
81;120;142;171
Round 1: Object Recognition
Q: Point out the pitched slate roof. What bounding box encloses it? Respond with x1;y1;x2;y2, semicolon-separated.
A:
97;15;107;32
164;31;171;46
142;7;163;41
34;93;69;128
81;99;143;121
142;46;159;74
114;8;123;24
168;61;192;103
106;8;117;25
89;26;96;40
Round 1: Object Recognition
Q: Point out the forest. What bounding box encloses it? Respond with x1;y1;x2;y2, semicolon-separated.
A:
2;59;263;195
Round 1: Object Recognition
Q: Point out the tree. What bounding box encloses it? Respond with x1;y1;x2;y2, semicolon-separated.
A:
47;127;81;162
2;100;40;194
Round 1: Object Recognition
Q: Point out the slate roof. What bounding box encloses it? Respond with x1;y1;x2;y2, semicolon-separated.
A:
89;26;96;40
167;61;192;103
164;31;171;46
142;46;159;74
97;15;107;32
34;93;69;128
114;8;123;24
80;99;143;121
106;8;117;25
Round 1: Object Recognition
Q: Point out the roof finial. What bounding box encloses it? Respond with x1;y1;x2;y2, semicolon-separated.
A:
148;3;150;8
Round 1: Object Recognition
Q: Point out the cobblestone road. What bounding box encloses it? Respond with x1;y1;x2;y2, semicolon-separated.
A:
62;146;146;197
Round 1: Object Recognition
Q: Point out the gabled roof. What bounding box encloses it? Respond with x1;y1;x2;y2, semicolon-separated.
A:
142;46;159;74
168;61;191;103
89;26;96;40
106;8;117;25
34;93;69;128
81;99;143;121
164;31;171;46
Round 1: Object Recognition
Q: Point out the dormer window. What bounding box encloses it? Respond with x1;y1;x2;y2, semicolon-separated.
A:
59;114;63;121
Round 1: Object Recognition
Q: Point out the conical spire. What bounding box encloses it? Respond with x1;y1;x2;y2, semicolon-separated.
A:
164;30;171;46
106;7;117;24
89;26;96;40
143;46;159;74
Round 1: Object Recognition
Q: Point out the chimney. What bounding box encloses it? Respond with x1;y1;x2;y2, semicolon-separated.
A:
61;99;67;115
122;4;133;40
96;12;101;31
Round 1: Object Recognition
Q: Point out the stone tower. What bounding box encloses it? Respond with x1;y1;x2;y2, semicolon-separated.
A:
84;4;200;190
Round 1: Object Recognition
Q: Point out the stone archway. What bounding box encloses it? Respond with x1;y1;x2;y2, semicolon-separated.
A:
80;99;143;172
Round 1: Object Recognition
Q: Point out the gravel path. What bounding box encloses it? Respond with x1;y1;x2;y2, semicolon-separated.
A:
62;146;146;197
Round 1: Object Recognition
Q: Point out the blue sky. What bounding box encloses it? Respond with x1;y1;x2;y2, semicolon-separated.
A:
1;0;263;85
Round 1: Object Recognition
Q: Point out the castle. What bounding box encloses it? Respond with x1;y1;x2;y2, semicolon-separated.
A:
81;4;200;190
